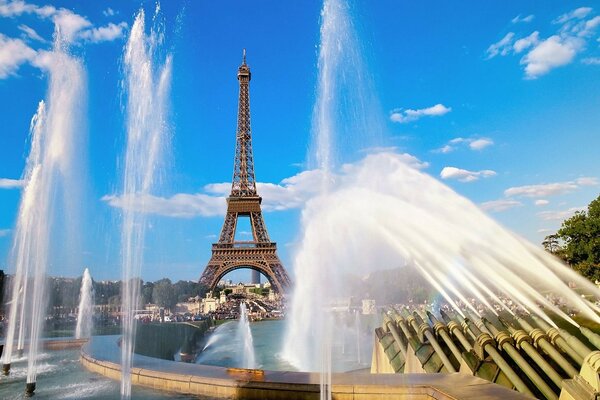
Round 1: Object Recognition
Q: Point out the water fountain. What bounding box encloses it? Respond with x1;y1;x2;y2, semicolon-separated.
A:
119;5;172;398
76;268;95;339
0;27;86;397
283;1;600;400
237;302;256;369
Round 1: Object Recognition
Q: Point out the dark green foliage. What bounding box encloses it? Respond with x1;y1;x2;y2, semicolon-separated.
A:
152;278;177;309
544;194;600;282
94;280;121;305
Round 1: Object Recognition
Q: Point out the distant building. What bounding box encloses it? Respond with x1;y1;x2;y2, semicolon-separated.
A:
200;292;219;314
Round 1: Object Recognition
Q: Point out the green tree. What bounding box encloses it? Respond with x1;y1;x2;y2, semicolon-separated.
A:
152;278;177;310
544;194;600;282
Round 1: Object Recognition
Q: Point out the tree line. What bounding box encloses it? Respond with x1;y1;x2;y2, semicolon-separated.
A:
1;276;207;314
543;194;600;282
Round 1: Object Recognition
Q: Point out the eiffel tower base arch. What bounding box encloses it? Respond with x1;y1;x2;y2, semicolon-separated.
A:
199;245;291;294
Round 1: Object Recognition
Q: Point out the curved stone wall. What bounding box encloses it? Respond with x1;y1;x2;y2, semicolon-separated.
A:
80;336;528;399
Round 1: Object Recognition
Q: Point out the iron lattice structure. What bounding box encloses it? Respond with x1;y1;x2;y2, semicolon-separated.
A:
199;51;291;293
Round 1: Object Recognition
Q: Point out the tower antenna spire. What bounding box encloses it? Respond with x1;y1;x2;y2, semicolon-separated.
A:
242;48;246;65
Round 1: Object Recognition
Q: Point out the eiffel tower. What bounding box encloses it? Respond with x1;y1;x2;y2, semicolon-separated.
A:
199;51;291;294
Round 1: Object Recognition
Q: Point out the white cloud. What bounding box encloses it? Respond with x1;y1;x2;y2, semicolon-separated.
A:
480;199;523;212
504;177;597;198
433;144;454;154
52;8;91;42
575;177;599;186
80;22;127;43
103;8;116;17
18;24;46;42
512;14;535;24
390;103;451;123
102;169;326;218
0;0;55;18
522;35;582;78
102;152;430;218
486;32;515;58
0;178;25;188
488;7;600;78
535;199;549;206
0;229;11;237
582;57;600;65
469;138;494;150
555;7;592;25
102;193;226;218
0;1;127;45
440;166;496;183
0;33;36;78
434;136;493;153
537;228;552;234
513;31;539;53
538;207;584;221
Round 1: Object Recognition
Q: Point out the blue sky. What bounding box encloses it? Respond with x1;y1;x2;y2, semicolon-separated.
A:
0;0;599;282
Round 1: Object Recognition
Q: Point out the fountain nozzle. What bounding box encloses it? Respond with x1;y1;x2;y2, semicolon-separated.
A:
426;310;439;324
439;309;452;324
25;382;36;397
2;363;10;375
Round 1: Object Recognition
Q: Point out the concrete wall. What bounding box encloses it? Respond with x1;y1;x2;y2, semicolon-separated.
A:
81;341;529;400
134;321;211;360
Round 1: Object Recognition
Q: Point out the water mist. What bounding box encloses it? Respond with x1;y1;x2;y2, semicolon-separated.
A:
119;6;172;398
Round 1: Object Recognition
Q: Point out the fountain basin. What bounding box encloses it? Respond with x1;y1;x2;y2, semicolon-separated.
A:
81;336;527;399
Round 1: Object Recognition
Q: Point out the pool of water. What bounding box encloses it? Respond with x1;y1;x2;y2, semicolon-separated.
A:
0;344;187;400
197;319;371;372
0;319;371;399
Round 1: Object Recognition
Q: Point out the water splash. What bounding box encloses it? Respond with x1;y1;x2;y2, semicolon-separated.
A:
238;302;256;369
0;29;86;392
119;6;172;398
75;268;94;339
285;151;600;372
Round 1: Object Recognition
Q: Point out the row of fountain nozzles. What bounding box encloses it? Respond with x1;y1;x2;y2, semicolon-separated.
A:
382;307;600;400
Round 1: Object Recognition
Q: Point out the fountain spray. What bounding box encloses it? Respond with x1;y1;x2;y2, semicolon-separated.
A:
119;6;172;398
1;26;86;397
76;268;95;339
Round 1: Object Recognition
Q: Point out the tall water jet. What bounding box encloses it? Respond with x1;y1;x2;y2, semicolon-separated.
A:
354;310;361;364
75;268;94;339
119;6;172;398
237;302;256;369
284;0;383;380
308;0;384;177
0;29;86;396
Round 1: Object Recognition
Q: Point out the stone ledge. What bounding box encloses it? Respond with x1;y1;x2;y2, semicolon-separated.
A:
80;338;529;399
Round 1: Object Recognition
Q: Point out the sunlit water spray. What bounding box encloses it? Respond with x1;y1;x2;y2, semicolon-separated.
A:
238;302;256;369
285;151;600;372
285;1;384;397
119;5;172;398
76;268;94;339
1;31;86;394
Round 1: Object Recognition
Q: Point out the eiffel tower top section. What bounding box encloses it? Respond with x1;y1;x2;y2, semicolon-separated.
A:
231;49;257;198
